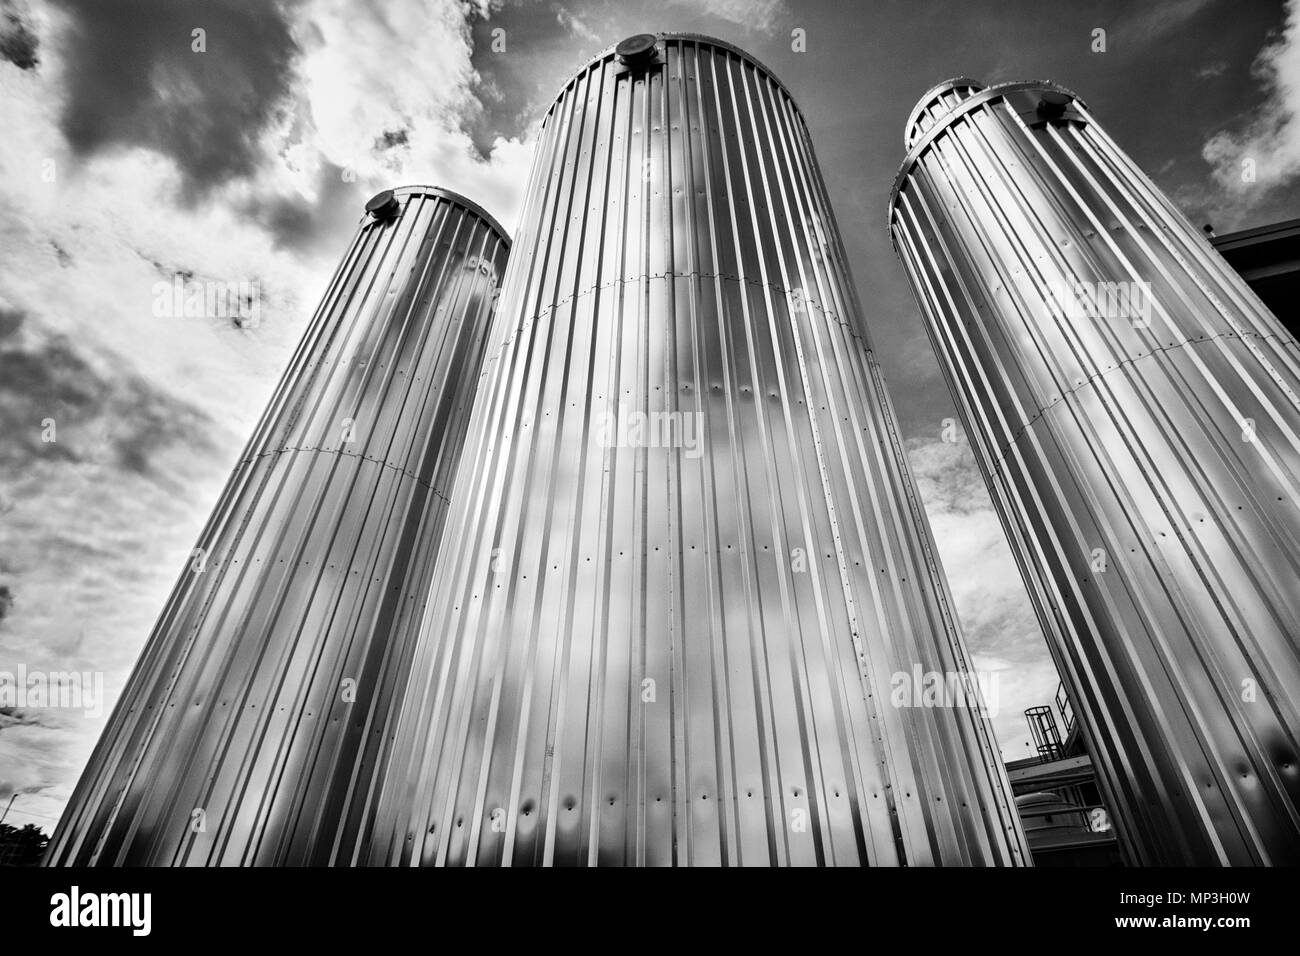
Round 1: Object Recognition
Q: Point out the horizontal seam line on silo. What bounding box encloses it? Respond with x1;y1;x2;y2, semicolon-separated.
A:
989;328;1299;466
238;446;453;502
480;271;872;375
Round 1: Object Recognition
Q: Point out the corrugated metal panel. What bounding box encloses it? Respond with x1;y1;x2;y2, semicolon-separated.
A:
891;81;1300;864
45;186;510;866
366;34;1027;867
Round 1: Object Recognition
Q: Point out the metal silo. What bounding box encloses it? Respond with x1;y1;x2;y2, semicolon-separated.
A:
890;79;1300;865
367;34;1027;867
45;186;510;866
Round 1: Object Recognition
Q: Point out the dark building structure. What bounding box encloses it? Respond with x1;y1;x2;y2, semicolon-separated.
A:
1007;687;1122;866
1212;217;1300;339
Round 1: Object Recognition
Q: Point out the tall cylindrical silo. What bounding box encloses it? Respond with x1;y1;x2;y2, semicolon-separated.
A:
890;79;1300;865
367;34;1027;867
45;186;510;865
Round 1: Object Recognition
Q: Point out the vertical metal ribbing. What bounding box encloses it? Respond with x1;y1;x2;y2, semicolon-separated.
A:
44;187;510;866
369;34;1027;867
891;81;1300;865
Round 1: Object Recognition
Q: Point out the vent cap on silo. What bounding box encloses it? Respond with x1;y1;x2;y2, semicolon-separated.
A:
905;77;985;149
365;189;400;221
615;33;659;69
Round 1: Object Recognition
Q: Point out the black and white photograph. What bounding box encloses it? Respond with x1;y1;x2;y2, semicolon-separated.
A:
0;0;1295;940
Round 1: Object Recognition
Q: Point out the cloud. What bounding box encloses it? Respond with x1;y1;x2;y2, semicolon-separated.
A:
0;0;537;829
664;0;790;34
552;2;599;42
0;328;219;480
1202;0;1300;203
904;434;1060;761
293;0;531;230
1121;0;1217;43
0;293;234;822
0;0;39;69
49;0;301;197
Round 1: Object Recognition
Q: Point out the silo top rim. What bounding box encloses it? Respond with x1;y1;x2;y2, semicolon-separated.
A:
542;32;806;125
887;79;1086;245
904;76;984;147
371;185;512;242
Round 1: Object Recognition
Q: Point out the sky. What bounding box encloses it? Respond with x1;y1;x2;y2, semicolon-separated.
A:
1;0;1298;836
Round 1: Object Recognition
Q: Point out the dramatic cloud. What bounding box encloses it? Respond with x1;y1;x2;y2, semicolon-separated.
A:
294;0;530;225
0;286;239;827
0;0;38;69
904;435;1059;761
0;324;219;479
1203;0;1300;205
0;0;532;831
50;0;300;196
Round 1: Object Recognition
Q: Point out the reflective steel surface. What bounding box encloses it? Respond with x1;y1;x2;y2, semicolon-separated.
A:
891;81;1300;864
45;187;510;866
367;34;1027;866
